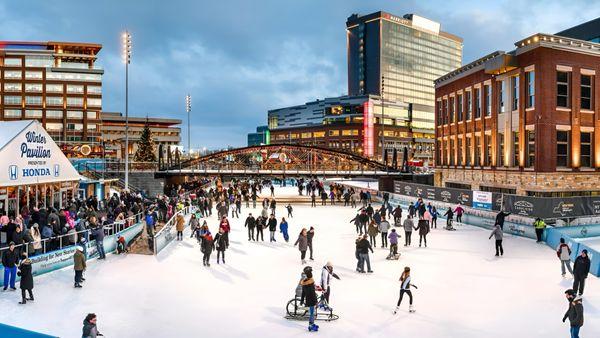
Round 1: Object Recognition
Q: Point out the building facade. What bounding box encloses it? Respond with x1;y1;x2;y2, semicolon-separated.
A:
0;41;103;157
346;12;463;152
435;33;600;196
247;125;270;146
100;112;181;160
268;95;433;161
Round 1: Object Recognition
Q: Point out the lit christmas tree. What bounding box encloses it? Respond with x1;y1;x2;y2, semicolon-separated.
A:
134;121;157;162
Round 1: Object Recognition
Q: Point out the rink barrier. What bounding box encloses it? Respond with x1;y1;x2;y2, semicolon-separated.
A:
153;206;195;255
545;226;600;277
0;323;58;338
0;218;145;285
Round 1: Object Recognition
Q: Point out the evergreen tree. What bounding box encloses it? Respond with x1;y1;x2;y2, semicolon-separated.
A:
134;121;157;162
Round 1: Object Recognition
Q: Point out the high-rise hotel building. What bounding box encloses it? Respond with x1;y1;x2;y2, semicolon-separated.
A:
0;41;103;157
347;12;463;154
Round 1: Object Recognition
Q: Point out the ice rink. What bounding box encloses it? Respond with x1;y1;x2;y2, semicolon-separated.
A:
0;186;598;338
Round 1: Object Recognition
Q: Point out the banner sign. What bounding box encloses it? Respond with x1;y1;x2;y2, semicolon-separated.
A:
503;195;600;218
393;181;472;206
473;191;493;210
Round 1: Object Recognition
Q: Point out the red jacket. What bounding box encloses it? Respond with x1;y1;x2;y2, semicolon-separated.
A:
220;220;231;233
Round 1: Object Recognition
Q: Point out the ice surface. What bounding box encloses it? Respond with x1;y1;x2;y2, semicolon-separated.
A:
0;187;598;338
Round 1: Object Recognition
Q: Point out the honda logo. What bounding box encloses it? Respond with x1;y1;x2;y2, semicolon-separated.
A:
8;165;18;180
54;164;60;177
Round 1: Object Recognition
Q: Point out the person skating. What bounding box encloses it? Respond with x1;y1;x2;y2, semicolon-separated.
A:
367;221;379;247
311;192;316;208
201;231;214;267
175;213;185;241
562;289;584;338
214;228;227;264
573;250;591;296
286;204;293;218
393;206;402;226
2;242;18;291
454;204;464;223
495;210;511;230
430;206;439;229
270;185;275;197
557;238;574;277
244;213;256;241
189;213;200;239
74;246;86;288
443;207;455;230
414;218;430;248
307;227;315;261
533;217;546;243
320;261;340;303
379;216;391;248
219;216;231;249
387;229;400;260
17;252;33;304
280;217;289;242
82;313;103;338
300;266;319;332
488;224;503;256
256;216;266;241
268;214;278;242
393;266;418;314
403;216;414;247
356;234;374;273
294;228;309;264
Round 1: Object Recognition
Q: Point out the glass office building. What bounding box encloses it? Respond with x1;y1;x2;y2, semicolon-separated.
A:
347;12;463;137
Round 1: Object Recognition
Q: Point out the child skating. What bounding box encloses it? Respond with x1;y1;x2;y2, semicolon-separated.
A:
393;266;418;314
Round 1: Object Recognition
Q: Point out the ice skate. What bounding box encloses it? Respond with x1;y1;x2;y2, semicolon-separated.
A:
393;306;399;314
409;305;415;313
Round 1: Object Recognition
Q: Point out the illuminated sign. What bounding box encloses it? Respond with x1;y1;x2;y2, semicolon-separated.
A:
362;101;374;157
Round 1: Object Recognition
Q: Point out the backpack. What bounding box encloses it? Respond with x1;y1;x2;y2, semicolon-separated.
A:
41;226;53;239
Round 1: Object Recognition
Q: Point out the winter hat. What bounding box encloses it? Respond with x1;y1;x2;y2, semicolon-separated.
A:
76;246;83;252
326;261;333;267
565;289;576;297
582;249;588;254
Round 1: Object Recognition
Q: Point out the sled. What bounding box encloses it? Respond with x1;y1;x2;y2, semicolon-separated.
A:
284;296;339;322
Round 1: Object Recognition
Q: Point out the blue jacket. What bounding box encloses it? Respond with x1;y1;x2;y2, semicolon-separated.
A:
145;214;155;229
280;221;288;233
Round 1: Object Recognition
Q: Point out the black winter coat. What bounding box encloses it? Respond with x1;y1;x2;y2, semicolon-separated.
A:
574;256;591;278
563;298;584;327
268;218;277;231
245;216;256;228
214;233;227;251
356;238;373;254
301;278;318;307
18;260;33;290
1;249;18;267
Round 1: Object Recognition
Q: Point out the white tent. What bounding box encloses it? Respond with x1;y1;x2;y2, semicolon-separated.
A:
0;120;80;187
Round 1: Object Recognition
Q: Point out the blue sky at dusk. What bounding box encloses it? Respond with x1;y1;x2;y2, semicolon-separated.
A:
3;0;599;149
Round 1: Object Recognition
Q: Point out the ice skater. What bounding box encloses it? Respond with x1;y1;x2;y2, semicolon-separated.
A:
320;261;340;303
307;227;315;261
286;204;293;218
393;266;417;314
414;218;430;248
214;228;227;264
73;246;86;288
573;250;590;296
17;253;33;304
280;217;289;242
245;213;256;241
175;213;185;241
403;216;414;247
201;231;214;267
386;229;400;260
488;223;503;256
556;238;574;277
299;266;319;332
82;313;102;338
562;289;584;338
268;214;278;242
294;228;308;264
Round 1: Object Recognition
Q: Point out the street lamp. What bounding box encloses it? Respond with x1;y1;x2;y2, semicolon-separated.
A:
122;31;132;191
186;94;191;156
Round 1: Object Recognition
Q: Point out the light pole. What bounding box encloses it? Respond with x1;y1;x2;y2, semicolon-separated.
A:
186;94;191;156
122;31;132;191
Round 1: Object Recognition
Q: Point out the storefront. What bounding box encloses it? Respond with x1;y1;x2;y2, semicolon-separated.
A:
0;120;81;217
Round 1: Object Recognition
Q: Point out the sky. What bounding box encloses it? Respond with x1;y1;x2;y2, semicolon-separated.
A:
3;0;600;149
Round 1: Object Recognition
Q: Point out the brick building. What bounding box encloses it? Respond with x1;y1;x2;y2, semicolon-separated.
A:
435;33;600;196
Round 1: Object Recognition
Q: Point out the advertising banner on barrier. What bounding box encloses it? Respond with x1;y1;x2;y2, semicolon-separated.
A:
503;195;600;218
393;181;472;206
473;191;492;210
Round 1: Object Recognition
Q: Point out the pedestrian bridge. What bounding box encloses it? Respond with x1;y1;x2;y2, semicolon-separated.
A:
156;144;405;177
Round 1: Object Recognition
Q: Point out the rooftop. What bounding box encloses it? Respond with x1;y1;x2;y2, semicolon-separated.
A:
101;112;182;126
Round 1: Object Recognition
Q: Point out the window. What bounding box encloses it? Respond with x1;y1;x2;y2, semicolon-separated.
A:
46;110;63;119
46;96;63;106
25;83;42;92
4;70;21;79
449;139;455;165
87;111;97;119
466;91;472;120
313;131;325;138
329;130;339;136
25;96;42;105
485;135;492;166
25;55;53;67
436;140;442;165
67;97;83;106
498;80;505;114
457;94;463;121
511;76;519;111
87;98;101;107
556;130;569;167
4;58;22;66
581;132;593;168
475;136;481;166
466;137;471;166
87;124;97;131
581;75;593;110
437;101;443;124
342;129;358;136
442;99;448;124
4;83;21;92
301;132;312;138
87;85;101;94
449;97;455;123
4;96;21;105
485;85;491;116
67;111;83;119
66;123;83;131
557;71;570;108
67;85;84;94
498;133;504;167
45;123;63;131
527;130;535;168
46;84;63;93
25;71;43;79
458;138;463;165
3;109;21;118
526;71;535;108
513;132;520;166
474;88;481;118
25;110;42;118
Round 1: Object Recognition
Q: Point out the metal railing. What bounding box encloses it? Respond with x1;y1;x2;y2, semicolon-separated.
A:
153;205;193;255
0;212;143;257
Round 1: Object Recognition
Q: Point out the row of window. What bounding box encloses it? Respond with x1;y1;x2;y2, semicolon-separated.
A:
4;56;94;68
436;130;594;168
2;96;101;106
557;71;595;110
2;83;101;94
3;109;98;119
